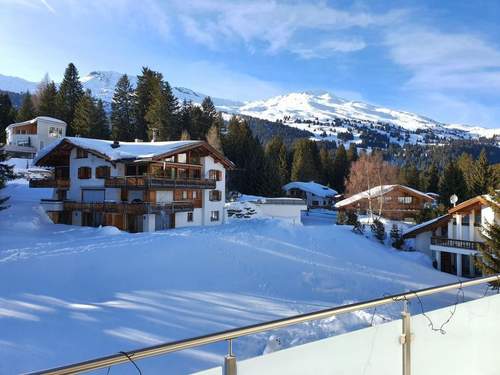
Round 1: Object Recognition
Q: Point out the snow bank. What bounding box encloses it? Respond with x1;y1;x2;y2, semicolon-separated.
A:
0;180;478;374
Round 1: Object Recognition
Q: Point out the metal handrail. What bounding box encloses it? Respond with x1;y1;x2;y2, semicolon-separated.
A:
25;274;500;375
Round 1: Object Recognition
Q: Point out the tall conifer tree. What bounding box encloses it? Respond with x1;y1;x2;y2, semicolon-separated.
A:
16;91;36;121
57;63;83;135
332;144;348;192
0;93;15;143
72;90;93;137
291;139;320;182
111;74;135;141
37;81;58;117
89;99;110;139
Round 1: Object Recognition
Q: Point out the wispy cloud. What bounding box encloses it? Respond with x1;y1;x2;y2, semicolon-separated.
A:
385;27;500;91
167;0;406;58
39;0;55;13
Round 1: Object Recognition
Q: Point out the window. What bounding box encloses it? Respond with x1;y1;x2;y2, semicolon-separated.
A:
475;213;482;227
462;215;470;226
182;191;188;200
209;169;221;181
177;168;188;179
177;153;187;163
49;127;63;138
398;196;412;204
164;156;175;162
210;210;220;222
76;149;88;159
190;151;201;165
95;166;111;179
190;169;201;179
78;167;91;179
209;190;222;201
193;190;199;199
384;196;392;202
187;212;193;222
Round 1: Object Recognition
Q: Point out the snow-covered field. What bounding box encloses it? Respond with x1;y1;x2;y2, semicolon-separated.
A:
0;180;477;374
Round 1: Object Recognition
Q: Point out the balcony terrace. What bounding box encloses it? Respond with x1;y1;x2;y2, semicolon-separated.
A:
63;200;195;215
105;175;216;190
430;237;482;252
29;178;70;189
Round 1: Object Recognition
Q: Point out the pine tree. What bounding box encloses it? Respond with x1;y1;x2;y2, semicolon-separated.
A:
319;147;335;187
371;218;386;243
178;100;193;136
346;143;358;164
476;192;500;285
0;93;16;143
457;152;475;199
111;74;135;141
399;164;420;189
265;136;289;195
89;99;110;139
439;159;467;206
207;124;223;153
145;81;179;141
57;63;83;135
390;224;404;249
72;90;93;137
200;96;217;138
134;67;163;141
421;163;439;193
223;116;269;195
470;148;492;196
291;139;320;182
16;91;37;121
0;152;14;211
332;144;348;192
37;80;58;117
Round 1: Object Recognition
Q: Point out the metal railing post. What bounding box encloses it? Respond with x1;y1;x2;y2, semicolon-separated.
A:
223;339;237;375
400;300;411;375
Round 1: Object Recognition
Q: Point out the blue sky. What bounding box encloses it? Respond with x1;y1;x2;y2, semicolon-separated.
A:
1;0;500;128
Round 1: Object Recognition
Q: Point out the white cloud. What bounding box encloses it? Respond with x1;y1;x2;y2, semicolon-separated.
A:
165;0;405;57
385;27;500;91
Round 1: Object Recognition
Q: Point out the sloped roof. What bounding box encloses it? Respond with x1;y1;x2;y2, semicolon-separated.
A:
402;214;451;239
282;181;338;197
33;137;234;168
335;184;434;208
6;116;67;130
448;195;499;214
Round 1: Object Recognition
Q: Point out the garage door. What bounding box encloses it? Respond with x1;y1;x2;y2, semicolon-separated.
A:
82;189;105;202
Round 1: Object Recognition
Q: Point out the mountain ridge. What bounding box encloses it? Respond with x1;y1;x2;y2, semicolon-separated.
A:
1;71;499;143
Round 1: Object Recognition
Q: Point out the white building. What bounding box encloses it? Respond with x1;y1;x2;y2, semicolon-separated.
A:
403;195;500;277
282;181;338;208
30;137;234;232
3;116;67;158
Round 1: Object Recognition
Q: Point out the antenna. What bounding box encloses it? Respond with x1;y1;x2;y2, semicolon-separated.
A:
450;194;458;207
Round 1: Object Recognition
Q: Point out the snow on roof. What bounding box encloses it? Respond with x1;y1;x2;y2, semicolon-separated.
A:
282;181;338;197
6;116;66;130
335;184;433;208
33;137;203;164
402;214;451;238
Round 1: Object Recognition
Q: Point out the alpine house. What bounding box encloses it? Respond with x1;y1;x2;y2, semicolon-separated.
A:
30;137;234;232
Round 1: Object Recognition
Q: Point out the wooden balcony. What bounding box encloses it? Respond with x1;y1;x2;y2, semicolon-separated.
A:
105;175;216;190
431;237;482;251
29;178;70;189
63;201;194;214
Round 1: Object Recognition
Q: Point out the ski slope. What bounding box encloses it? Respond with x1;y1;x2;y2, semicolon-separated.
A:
0;180;475;374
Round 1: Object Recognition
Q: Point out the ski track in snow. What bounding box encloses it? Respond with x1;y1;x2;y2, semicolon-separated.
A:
0;180;482;374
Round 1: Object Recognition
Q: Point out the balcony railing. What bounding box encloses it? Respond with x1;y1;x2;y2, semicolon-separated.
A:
431;237;482;251
63;200;194;215
105;175;217;190
29;179;70;189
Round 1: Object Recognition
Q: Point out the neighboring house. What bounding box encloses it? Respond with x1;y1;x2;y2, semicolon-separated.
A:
282;181;338;208
335;184;434;222
403;195;500;278
3;117;67;158
30;137;234;232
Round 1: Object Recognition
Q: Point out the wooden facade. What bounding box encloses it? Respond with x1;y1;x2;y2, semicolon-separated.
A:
338;185;434;221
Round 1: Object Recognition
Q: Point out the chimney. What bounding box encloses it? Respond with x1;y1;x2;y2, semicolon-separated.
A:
134;139;142;143
151;128;158;143
111;140;120;149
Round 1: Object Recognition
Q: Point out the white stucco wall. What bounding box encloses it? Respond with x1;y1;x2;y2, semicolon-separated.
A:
7;118;66;153
202;155;225;226
257;203;306;223
67;148;122;202
414;232;432;256
175;208;203;228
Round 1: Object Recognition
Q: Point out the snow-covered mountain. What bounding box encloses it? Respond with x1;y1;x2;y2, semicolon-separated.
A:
2;71;499;144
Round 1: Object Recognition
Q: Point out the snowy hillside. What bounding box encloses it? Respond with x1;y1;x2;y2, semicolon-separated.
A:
0;180;479;374
2;71;499;144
